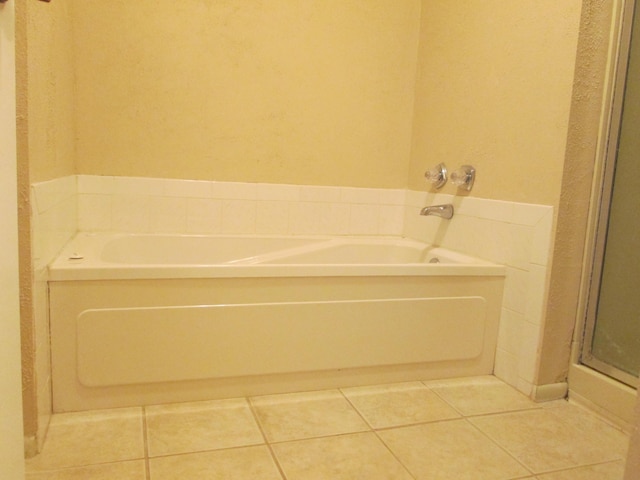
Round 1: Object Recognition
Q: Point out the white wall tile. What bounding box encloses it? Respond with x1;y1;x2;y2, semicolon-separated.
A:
511;202;553;227
112;195;151;233
494;349;520;387
404;189;426;208
340;187;381;205
470;218;511;264
525;264;549;325
379;205;404;236
403;204;438;244
186;198;222;234
379;189;407;206
508;224;534;270
221;199;257;233
113;176;164;196
256;201;291;234
497;308;525;356
149;196;188;233
531;210;554;266
291;202;350;235
503;267;529;315
455;197;514;223
256;183;300;201
164;179;213;198
32;197;77;271
78;194;112;232
212;182;257;200
349;204;380;235
299;185;341;203
77;175;114;195
32;176;75;214
518;320;543;383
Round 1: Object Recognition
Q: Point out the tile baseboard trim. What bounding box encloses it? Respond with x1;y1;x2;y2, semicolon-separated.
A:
24;435;38;459
532;382;568;402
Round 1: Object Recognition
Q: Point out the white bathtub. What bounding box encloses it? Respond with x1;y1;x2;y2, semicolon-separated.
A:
49;233;502;280
48;233;505;412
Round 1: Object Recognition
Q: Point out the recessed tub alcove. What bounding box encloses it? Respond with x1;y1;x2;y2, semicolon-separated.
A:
48;233;505;412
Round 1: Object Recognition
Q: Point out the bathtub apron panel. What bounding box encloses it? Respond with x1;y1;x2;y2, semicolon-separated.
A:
76;297;486;387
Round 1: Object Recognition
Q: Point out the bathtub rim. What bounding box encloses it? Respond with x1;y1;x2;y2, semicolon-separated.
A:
47;232;506;281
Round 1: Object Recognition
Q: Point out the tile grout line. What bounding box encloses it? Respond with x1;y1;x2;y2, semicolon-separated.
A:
370;415;464;434
533;459;627;477
419;380;468;417
337;387;376;431
463;416;535;477
338;388;419;480
423;380;538;476
245;396;289;480
142;406;151;480
370;428;420;480
421;379;545;419
132;442;267;461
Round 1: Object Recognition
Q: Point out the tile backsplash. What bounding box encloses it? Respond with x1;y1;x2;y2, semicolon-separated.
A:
30;176;77;273
76;175;406;237
31;175;555;399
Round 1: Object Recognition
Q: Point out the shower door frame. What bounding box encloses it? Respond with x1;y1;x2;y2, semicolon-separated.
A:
581;0;639;389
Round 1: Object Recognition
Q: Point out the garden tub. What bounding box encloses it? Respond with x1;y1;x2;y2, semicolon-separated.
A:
48;233;505;411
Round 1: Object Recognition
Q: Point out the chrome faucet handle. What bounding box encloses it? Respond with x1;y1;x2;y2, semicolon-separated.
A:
451;165;475;191
424;163;448;189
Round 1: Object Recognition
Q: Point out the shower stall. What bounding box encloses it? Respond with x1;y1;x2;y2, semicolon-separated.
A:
573;0;640;424
582;0;640;388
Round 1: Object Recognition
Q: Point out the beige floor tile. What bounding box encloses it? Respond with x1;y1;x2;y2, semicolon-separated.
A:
149;445;283;480
469;409;626;474
272;432;413;480
250;390;369;442
25;408;144;471
378;419;530;480
145;398;264;457
341;381;460;428
425;375;539;416
535;460;625;480
544;401;629;457
25;460;146;480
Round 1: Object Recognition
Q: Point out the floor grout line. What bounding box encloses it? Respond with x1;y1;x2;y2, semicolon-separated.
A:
141;406;151;480
246;396;289;480
463;416;535;477
534;459;627;477
370;426;419;480
337;387;375;431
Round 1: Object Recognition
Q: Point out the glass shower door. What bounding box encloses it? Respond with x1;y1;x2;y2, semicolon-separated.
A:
582;0;640;388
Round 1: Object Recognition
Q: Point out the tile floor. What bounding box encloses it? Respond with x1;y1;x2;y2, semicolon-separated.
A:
26;376;629;479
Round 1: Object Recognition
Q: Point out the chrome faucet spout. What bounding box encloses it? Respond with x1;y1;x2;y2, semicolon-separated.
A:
420;204;454;219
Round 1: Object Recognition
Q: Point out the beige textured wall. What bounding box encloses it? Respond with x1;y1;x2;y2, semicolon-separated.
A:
25;0;75;183
72;0;420;188
409;0;582;206
14;0;31;439
16;0;75;444
538;0;615;385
